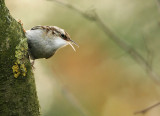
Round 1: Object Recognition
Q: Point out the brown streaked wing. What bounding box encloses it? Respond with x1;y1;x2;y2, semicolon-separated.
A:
31;26;44;30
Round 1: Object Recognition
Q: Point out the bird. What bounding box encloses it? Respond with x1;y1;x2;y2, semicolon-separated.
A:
25;25;78;65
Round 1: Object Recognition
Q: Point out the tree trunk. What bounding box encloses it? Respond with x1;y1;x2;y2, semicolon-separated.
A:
0;0;40;115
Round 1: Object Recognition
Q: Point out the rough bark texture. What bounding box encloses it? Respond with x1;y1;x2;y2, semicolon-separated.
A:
0;0;40;115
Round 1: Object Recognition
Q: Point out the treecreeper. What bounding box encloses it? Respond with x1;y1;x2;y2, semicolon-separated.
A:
25;25;79;65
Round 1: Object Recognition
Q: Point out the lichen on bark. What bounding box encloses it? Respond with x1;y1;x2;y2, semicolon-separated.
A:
0;0;40;115
12;37;28;78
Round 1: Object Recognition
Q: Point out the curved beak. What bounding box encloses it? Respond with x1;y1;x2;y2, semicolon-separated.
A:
68;39;79;51
70;39;79;47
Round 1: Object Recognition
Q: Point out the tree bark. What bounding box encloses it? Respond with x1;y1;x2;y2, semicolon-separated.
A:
0;0;40;115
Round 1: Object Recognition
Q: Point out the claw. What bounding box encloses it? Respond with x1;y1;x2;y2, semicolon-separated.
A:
31;60;35;70
18;19;26;33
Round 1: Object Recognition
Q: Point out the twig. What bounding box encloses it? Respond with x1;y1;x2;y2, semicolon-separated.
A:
49;0;160;84
134;1;160;115
49;0;160;115
142;35;154;67
51;66;90;116
62;88;90;116
134;102;160;115
155;0;160;13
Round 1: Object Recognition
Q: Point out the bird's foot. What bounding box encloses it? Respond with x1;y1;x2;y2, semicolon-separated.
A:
31;60;35;70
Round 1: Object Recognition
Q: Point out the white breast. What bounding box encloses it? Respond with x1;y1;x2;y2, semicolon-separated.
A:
25;29;68;59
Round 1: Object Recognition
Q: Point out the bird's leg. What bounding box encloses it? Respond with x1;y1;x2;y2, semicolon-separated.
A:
18;19;26;33
31;60;35;70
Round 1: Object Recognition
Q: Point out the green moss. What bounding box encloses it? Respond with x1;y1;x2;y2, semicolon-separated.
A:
0;1;40;115
12;37;28;78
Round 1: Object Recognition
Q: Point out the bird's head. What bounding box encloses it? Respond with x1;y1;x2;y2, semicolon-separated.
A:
51;26;79;51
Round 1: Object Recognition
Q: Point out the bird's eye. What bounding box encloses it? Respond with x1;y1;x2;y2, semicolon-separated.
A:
61;34;67;39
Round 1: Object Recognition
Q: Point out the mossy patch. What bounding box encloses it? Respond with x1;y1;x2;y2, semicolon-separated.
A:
12;37;28;78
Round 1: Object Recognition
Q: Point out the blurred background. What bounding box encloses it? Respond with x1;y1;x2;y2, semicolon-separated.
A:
5;0;160;116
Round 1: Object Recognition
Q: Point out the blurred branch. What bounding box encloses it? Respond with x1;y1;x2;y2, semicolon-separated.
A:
49;0;160;84
155;0;160;13
52;66;90;116
62;88;90;116
134;1;160;114
142;36;154;67
134;102;160;115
